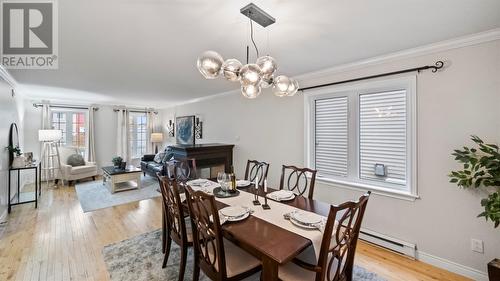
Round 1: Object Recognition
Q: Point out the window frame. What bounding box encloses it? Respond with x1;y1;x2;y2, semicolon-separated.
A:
128;112;148;159
50;109;88;157
304;75;418;201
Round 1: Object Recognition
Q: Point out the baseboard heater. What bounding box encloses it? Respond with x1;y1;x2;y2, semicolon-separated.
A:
359;228;417;259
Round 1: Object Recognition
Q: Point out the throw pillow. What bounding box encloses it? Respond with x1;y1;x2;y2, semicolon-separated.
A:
67;154;85;167
154;152;165;163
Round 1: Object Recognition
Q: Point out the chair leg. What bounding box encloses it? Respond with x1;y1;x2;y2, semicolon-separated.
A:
162;236;172;268
178;245;187;281
92;176;96;181
162;212;167;253
193;257;200;281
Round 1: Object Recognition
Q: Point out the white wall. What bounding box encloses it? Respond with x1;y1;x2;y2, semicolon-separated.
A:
0;80;25;221
161;39;500;276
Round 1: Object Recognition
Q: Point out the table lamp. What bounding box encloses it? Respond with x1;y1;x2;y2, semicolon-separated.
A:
151;132;163;153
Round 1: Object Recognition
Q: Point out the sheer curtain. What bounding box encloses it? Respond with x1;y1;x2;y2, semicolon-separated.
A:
41;104;52;180
87;106;96;162
116;109;130;163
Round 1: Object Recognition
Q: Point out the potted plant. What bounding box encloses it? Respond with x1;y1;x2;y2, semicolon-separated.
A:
112;156;123;168
449;135;499;280
5;145;25;168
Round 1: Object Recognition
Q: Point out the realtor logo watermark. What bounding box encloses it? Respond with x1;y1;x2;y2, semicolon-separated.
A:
1;0;58;69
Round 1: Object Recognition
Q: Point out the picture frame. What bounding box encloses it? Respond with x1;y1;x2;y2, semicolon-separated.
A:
175;115;195;145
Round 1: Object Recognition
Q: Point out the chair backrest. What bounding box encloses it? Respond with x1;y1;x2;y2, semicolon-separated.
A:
316;192;371;281
279;165;317;199
165;158;197;182
157;174;189;245
185;186;227;280
58;146;80;164
244;160;270;186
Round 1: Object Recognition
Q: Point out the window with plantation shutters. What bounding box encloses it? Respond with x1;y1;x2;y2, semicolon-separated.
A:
359;90;407;188
306;76;417;199
315;96;348;177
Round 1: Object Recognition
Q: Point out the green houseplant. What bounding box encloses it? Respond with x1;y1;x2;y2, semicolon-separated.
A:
449;135;500;228
5;145;22;156
112;156;123;167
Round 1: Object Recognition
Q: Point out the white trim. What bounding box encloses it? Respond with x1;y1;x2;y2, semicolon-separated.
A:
295;28;500;82
165;89;240;109
416;251;488;281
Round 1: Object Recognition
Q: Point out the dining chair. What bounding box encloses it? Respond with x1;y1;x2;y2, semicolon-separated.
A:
184;186;262;281
165;158;197;182
157;174;193;281
244;159;270;186
278;192;371;281
279;165;317;199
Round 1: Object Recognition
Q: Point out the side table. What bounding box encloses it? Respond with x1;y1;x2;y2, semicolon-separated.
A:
8;160;42;213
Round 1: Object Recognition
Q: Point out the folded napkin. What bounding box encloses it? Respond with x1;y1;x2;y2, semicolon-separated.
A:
267;190;295;201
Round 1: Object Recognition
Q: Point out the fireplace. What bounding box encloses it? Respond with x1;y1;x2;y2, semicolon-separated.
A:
169;143;235;177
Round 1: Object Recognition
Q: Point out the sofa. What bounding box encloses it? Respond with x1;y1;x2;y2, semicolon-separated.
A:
140;147;174;177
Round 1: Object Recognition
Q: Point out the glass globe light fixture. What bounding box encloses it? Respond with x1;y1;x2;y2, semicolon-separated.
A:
239;64;262;86
241;84;261;99
285;78;299;96
261;75;274;88
256;56;277;78
273;75;291;97
197;51;224;79
221;59;242;82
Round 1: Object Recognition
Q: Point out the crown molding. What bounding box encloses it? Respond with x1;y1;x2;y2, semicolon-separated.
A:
295;28;500;81
0;64;17;88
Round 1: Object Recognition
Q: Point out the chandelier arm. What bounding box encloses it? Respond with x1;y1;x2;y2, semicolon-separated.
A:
249;19;260;59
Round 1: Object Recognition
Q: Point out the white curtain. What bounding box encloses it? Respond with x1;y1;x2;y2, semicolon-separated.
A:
146;111;157;154
87;106;96;162
41;104;52;180
116;109;130;163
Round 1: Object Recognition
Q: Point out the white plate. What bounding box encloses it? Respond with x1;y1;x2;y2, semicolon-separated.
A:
219;206;247;218
187;179;208;186
218;210;249;222
267;190;295;201
291;211;322;225
236;180;251;187
289;217;317;229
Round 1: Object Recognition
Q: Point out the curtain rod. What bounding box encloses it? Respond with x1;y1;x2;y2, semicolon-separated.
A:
33;103;99;111
113;108;158;115
299;61;444;92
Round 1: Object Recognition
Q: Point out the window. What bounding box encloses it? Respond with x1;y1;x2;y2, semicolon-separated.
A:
306;76;417;199
51;110;87;156
129;112;147;158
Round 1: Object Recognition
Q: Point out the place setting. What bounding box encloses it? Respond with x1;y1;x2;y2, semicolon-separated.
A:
284;210;326;232
218;205;254;224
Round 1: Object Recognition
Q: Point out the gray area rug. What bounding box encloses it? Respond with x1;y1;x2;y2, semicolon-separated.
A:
102;229;387;281
75;176;160;212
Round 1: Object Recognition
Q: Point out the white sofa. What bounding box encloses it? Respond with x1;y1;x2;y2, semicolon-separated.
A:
57;146;98;185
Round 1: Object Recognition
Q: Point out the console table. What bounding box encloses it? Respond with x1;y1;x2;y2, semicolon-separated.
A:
8;160;41;213
170;143;235;173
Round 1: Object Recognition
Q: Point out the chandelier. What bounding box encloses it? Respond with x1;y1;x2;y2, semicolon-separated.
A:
196;3;299;99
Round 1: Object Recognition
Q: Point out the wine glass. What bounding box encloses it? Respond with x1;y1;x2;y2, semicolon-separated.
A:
217;172;225;186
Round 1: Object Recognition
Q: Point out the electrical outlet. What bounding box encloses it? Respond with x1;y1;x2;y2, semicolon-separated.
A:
471;239;484;253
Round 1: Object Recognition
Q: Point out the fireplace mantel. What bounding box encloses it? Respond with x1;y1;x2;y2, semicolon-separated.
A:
169;143;235;173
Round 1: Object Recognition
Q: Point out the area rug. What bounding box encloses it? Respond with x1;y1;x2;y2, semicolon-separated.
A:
75;176;160;212
102;229;387;281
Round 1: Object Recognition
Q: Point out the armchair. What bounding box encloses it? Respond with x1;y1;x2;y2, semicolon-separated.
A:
57;146;98;185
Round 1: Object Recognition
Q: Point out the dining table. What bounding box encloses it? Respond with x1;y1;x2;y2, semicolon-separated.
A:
185;180;332;281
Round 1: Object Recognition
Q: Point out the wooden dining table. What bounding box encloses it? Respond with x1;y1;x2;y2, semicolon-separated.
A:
204;184;331;281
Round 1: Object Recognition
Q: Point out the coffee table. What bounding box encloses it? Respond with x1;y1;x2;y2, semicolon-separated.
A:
102;166;142;193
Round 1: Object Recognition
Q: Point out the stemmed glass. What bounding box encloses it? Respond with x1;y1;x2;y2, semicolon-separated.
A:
218;172;229;192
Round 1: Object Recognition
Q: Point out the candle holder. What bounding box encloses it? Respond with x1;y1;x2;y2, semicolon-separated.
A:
252;183;261;205
262;196;270;210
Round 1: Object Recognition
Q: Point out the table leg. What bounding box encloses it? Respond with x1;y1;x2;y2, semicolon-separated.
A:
8;170;11;213
262;256;279;281
38;163;42;196
136;174;142;189
17;169;20;203
35;167;38;208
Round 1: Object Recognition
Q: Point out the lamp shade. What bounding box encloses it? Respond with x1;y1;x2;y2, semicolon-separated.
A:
151;133;164;143
38;129;62;142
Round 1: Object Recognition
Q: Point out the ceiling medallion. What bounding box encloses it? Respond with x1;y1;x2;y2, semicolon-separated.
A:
196;3;299;99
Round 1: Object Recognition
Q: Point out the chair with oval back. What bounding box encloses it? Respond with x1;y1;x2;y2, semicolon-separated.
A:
278;192;371;281
184;186;262;281
165;158;197;182
244;160;270;187
279;165;317;199
157;174;193;281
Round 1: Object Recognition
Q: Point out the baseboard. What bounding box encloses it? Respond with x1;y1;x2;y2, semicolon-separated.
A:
416;251;488;281
0;209;7;223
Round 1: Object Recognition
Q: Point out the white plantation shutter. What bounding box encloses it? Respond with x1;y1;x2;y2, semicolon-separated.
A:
315;97;348;177
359;90;407;186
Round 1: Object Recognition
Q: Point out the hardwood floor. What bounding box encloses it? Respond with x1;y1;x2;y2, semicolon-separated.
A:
0;181;471;281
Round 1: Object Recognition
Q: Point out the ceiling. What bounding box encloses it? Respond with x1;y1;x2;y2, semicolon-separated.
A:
9;0;500;107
